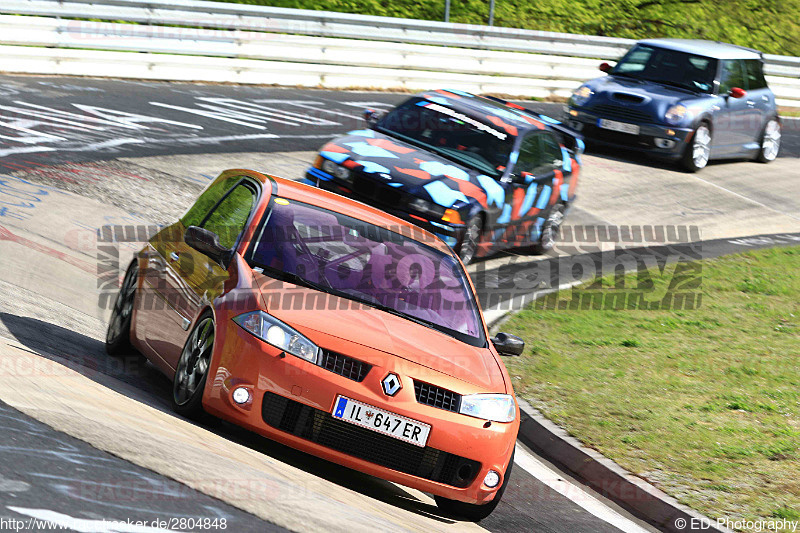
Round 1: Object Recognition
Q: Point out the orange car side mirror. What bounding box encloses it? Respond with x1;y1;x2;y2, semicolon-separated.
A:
492;332;525;356
185;226;231;266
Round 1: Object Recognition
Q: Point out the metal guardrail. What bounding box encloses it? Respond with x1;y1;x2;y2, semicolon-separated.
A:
0;0;637;58
0;0;798;106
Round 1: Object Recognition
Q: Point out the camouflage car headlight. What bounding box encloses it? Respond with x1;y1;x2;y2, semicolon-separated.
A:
322;159;338;175
665;104;690;125
410;197;446;219
333;166;351;180
321;159;351;180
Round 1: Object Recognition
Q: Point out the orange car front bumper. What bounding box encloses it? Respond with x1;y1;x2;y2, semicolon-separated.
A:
202;318;519;505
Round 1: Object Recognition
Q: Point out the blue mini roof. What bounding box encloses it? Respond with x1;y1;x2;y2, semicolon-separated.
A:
637;38;762;60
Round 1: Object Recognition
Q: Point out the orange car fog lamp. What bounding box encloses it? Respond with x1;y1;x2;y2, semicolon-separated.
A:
232;387;252;405
483;470;501;488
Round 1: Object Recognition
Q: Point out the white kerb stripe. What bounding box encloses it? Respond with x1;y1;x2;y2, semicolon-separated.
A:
514;444;652;533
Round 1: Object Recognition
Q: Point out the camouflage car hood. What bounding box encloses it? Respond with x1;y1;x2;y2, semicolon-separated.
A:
317;129;505;211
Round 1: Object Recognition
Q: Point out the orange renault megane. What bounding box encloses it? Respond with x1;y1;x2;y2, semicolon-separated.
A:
105;169;524;520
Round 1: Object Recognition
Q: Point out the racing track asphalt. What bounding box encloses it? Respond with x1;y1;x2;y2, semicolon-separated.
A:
0;74;798;533
0;75;796;169
0;398;285;533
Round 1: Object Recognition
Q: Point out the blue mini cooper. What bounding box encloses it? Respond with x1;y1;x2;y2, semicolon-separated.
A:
567;39;781;171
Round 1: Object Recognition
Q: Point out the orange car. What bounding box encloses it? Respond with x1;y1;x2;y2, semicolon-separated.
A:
105;169;524;520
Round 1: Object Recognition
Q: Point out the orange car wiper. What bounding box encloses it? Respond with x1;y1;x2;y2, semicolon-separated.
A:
258;266;332;292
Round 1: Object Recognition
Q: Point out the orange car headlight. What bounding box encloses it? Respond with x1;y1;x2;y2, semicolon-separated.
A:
459;394;516;423
233;311;320;364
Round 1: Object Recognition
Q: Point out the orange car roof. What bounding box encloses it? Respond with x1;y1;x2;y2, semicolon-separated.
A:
227;169;454;255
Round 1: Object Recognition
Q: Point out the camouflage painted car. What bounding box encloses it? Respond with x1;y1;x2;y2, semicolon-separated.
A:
304;90;583;264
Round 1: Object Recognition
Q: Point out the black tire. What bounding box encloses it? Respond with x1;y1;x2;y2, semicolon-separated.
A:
681;122;712;172
532;203;566;255
754;118;781;163
105;260;138;356
172;312;215;419
457;214;483;266
434;450;514;522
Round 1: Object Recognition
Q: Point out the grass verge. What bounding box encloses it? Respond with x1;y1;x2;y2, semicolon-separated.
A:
502;246;800;529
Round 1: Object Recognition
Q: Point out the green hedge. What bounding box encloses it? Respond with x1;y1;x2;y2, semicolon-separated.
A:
210;0;800;57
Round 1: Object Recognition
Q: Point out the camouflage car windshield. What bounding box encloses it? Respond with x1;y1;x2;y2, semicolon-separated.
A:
375;97;516;178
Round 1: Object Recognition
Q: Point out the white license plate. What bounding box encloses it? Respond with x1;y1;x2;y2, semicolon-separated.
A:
597;118;640;135
332;395;431;447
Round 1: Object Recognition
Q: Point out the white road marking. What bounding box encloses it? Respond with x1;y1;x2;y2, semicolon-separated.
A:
152;133;279;144
71;103;204;130
481;278;584;327
0;133;335;159
254;99;364;121
68;138;146;151
0;145;56;157
341;101;396;109
196;98;341;127
513;444;652;533
8;506;175;532
0;104;107;131
10;101;203;130
514;444;651;533
149;101;268;129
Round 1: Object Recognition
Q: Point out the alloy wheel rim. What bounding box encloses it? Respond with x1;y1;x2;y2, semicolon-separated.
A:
540;207;565;250
106;264;137;344
762;120;781;161
174;318;214;406
459;218;481;264
692;126;711;169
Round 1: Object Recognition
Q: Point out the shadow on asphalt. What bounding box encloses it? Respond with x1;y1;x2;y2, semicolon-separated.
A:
582;143;756;170
0;312;458;525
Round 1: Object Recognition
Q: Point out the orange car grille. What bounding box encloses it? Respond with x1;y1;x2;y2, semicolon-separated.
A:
320;350;371;382
261;392;481;488
413;380;461;413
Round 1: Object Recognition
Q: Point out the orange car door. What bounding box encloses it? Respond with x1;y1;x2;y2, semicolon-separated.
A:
142;174;247;370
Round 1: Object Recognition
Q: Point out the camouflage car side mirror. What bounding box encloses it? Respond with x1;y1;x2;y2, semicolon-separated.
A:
363;109;384;126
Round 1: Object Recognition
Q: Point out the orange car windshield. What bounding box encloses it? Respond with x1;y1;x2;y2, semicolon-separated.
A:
248;198;486;346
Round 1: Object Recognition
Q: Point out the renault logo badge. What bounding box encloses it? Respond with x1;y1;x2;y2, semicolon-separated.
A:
381;373;402;396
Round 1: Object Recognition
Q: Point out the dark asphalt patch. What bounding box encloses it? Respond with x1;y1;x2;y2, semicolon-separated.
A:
0;399;284;532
